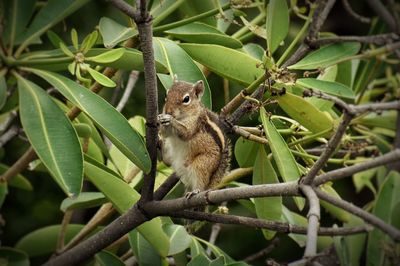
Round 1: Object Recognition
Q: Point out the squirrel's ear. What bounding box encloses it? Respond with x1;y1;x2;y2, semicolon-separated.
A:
193;80;204;99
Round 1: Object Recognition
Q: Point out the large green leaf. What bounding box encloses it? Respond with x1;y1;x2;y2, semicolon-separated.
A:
180;43;264;85
129;230;164;266
282;206;307;247
275;92;334;136
358;110;397;130
320;183;350;222
296;78;355;101
253;146;282;239
367;171;400;266
260;107;304;210
16;0;91;53
17;75;83;197
28;69;151;173
0;164;33;191
234;137;259;167
165;22;242;48
16;224;86;257
99;17;137;48
84;161;170;257
0;247;29;266
288;42;361;70
266;0;289;54
2;0;36;46
154;38;212;108
60;192;107;212
95;251;125;266
163;224;192;256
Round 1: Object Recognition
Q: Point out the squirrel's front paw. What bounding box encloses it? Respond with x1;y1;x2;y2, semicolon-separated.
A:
158;114;172;126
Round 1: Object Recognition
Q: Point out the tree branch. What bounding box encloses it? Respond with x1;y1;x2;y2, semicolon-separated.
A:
341;0;371;24
311;33;399;46
315;188;400;241
300;185;320;258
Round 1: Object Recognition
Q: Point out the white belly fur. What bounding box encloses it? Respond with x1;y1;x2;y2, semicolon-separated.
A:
164;135;198;190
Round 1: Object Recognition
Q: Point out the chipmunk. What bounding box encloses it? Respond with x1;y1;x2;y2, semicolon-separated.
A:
158;78;231;196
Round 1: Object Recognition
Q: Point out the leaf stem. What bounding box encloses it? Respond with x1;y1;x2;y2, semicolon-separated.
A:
152;0;186;26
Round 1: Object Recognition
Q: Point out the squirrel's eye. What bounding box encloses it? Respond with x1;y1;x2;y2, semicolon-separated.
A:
182;94;191;105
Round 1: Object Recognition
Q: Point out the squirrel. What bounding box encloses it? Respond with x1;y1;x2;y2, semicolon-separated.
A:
158;78;231;196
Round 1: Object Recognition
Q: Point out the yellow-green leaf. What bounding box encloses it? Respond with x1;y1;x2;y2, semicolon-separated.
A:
87;67;116;87
266;0;289;54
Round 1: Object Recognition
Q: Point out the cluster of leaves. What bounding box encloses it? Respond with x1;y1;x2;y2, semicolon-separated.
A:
0;0;399;265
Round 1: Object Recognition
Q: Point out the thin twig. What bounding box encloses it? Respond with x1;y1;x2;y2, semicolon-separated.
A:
366;0;398;32
243;238;280;263
206;223;222;256
0;124;19;147
56;210;73;252
341;0;371;24
116;70;139;112
300;185;320;258
311;33;399;46
232;125;268;144
315;188;400;241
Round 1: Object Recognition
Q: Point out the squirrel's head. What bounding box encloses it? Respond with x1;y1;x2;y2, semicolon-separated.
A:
163;78;204;120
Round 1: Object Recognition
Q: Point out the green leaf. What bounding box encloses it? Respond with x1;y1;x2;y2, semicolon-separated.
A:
288;42;361;70
60;192;107;212
320;183;350;222
28;69;151;173
163;224;192;255
87;67;116;87
0;74;7;110
16;75;83;197
296;78;355;100
266;0;289;54
59;41;74;57
16;224;86;257
188;254;211;266
358;110;397;130
367;171;400;266
190;238;206;258
0;247;29;266
282;206;307;247
243;43;265;60
275;92;334;136
99;17;137;48
2;0;36;46
47;30;64;48
260;107;304;210
16;0;91;51
240;16;267;40
234;137;259;167
86;48;125;64
253;146;282;239
81;31;99;53
154;38;212;108
129;230;164;266
165;22;242;49
84;161;170;257
352;168;377;194
95;251;125;266
180;43;264;85
0;164;33;191
74;123;92;138
71;28;79;49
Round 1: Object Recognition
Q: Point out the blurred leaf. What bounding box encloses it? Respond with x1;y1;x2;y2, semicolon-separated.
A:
95;251;125;266
336;61;353;88
47;30;64;48
190;238;206;258
99;17;136;48
188;254;211;266
86;48;125;64
163;224;192;255
352;168;377;194
260;107;304;210
253;146;282;239
0;164;32;191
84;161;170;257
17;75;83;197
16;224;85;257
275;92;334;136
2;0;36;46
296;78;355;100
210;256;225;266
154;38;212;108
0;182;7;208
282;206;307;247
288;42;361;70
129;230;164;266
344;216;367;265
59;41;74;57
266;0;289;54
358;111;397;130
0;247;29;266
16;0;90;49
60;192;107;212
234;137;258;167
180;43;264;85
28;69;151;173
367;171;400;266
87;67;116;87
0;74;7;110
166;22;242;48
318;65;338;82
243;43;264;60
241;16;267;40
74;123;92;138
320;183;350;222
